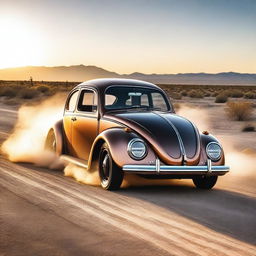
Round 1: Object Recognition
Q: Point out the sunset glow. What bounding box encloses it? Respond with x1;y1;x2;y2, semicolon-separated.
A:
0;0;255;73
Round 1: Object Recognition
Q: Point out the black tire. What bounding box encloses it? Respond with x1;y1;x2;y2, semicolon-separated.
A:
44;129;57;154
193;176;218;189
99;143;123;190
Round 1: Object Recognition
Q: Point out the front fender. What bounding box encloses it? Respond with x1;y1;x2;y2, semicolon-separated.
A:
200;133;225;165
87;128;156;172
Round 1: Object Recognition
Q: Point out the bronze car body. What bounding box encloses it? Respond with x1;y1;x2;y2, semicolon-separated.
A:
45;78;229;190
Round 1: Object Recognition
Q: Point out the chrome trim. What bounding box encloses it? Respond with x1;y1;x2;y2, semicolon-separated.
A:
155;158;160;174
206;142;222;161
122;163;229;176
207;159;212;175
127;138;147;160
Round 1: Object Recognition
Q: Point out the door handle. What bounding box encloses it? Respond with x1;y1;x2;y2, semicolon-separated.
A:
71;117;77;121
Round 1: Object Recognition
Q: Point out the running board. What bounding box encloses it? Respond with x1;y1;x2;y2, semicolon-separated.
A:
60;155;88;169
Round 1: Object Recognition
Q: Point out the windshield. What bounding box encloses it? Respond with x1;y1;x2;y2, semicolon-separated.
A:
105;86;171;112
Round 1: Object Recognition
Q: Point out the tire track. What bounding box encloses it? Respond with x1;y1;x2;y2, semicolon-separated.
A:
3;161;254;254
1;163;255;256
0;168;192;256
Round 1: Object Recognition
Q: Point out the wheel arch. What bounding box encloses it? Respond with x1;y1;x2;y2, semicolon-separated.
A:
45;119;65;155
87;127;156;172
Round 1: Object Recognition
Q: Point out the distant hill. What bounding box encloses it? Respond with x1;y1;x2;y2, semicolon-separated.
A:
0;65;255;85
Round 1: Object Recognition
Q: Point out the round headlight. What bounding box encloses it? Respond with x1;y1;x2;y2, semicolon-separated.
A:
206;142;222;161
127;138;147;160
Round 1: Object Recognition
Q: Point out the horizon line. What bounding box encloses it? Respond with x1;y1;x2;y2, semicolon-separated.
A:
0;64;255;75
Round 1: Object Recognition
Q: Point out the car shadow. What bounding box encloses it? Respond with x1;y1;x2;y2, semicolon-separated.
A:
117;183;256;245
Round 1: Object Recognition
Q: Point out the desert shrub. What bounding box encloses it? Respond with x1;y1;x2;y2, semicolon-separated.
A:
188;90;203;98
215;92;228;103
203;91;211;97
242;124;255;132
36;85;50;93
181;90;187;96
171;92;182;100
4;98;20;105
226;101;253;121
19;88;40;99
211;92;218;97
229;89;243;98
244;92;256;99
173;103;180;111
0;87;18;98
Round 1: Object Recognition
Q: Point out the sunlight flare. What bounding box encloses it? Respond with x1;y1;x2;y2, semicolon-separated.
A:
0;16;45;68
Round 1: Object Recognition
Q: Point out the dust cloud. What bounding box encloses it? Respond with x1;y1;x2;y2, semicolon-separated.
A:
1;93;101;185
177;105;210;132
177;105;256;186
64;163;100;186
1;94;65;166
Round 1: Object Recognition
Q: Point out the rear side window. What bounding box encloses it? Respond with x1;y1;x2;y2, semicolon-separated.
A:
66;90;79;111
78;90;97;112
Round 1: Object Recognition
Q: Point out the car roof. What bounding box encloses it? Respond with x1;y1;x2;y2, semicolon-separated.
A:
75;78;159;90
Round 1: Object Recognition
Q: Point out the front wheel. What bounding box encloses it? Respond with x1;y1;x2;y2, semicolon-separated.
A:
193;176;218;189
99;143;123;190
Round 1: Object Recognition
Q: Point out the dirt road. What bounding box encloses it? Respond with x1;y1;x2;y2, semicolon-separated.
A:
0;107;255;256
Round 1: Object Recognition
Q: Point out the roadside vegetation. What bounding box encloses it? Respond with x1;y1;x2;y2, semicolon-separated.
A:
242;123;255;132
226;102;253;121
0;80;77;105
0;81;255;122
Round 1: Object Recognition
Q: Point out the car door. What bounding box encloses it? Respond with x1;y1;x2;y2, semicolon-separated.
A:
71;88;99;160
63;90;79;156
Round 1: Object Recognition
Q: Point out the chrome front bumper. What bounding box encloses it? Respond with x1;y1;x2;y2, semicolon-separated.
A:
122;159;230;176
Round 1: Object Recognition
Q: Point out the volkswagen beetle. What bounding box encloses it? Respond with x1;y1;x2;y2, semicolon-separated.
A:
45;78;229;190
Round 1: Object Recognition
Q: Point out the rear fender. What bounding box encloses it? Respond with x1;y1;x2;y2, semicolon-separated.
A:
46;120;65;155
87;128;156;172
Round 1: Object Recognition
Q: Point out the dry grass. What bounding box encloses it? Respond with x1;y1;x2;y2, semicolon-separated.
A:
0;87;19;98
226;101;253;121
229;89;244;98
0;80;255;109
19;88;40;99
181;90;187;96
188;90;203;98
36;85;50;93
244;92;256;99
170;92;182;100
215;92;228;103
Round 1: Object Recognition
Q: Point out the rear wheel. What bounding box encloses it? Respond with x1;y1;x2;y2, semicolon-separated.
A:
193;176;218;189
99;143;123;190
44;129;57;154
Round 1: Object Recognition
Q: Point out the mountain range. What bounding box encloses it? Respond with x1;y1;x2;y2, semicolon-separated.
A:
0;65;255;85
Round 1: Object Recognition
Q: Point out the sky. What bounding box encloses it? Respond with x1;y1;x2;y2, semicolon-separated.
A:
0;0;255;74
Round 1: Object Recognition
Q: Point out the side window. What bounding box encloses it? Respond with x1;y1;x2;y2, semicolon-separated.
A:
105;95;117;106
78;90;97;112
152;92;168;111
66;90;79;111
141;94;149;106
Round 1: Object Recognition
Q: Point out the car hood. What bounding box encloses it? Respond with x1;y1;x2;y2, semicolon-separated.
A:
105;111;200;165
